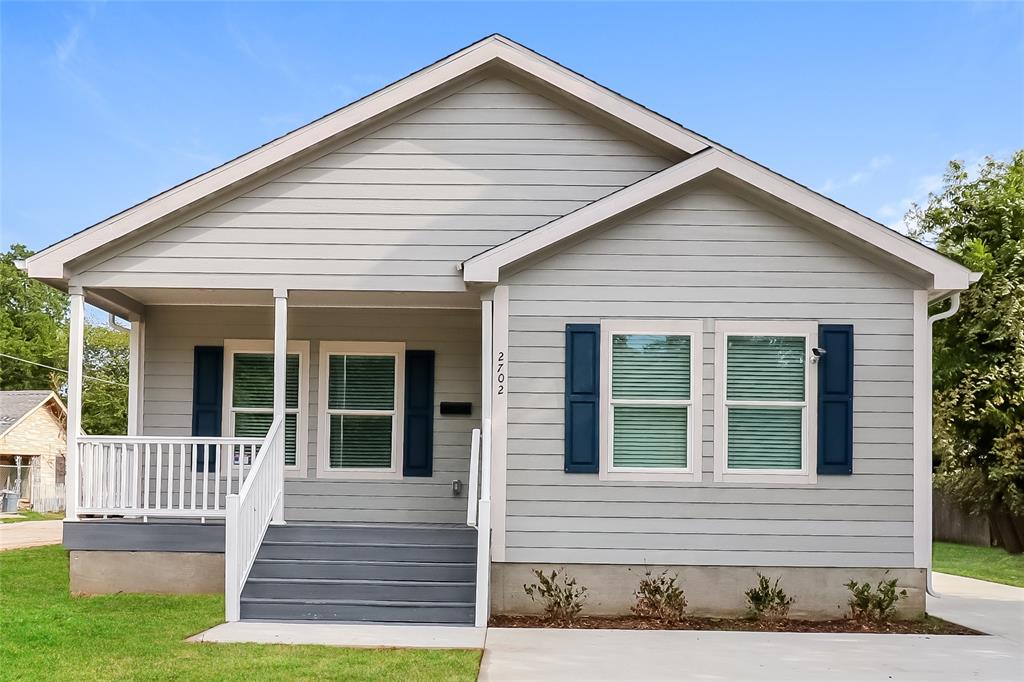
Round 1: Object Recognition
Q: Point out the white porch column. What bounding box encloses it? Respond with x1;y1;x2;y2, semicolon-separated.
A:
65;287;85;521
127;317;145;436
271;289;288;525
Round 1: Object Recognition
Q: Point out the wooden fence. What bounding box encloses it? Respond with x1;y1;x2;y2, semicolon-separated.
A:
933;489;992;547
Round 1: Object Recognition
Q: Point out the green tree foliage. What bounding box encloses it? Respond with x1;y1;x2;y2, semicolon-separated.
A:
81;325;128;436
908;152;1024;522
1;244;68;391
1;244;128;434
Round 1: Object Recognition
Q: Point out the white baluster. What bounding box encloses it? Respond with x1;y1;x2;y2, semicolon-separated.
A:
212;440;221;509
132;443;140;512
154;443;162;511
190;444;198;509
178;443;185;511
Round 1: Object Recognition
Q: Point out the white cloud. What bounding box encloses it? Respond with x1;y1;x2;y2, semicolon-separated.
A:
817;154;893;194
877;173;943;233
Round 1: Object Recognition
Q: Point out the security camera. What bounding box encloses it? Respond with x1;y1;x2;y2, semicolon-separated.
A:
811;347;827;357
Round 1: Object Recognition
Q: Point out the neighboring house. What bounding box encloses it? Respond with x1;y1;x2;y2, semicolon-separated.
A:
0;391;67;500
21;36;978;624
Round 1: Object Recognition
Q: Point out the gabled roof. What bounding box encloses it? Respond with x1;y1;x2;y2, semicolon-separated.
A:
461;148;978;295
24;34;710;281
0;391;65;439
24;33;976;297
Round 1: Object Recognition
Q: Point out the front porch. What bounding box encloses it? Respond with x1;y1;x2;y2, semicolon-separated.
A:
62;288;499;626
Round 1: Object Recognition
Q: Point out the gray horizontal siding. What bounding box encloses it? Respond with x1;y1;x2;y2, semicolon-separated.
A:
142;306;481;524
502;182;917;568
79;77;670;290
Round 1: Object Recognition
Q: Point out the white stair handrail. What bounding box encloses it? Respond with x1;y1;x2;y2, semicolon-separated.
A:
467;428;481;527
474;418;492;627
224;416;284;622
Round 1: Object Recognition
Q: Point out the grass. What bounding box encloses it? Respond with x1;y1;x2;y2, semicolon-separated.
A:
0;545;482;682
934;541;1024;588
0;510;64;524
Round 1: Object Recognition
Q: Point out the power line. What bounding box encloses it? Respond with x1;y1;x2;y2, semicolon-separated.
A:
0;352;129;388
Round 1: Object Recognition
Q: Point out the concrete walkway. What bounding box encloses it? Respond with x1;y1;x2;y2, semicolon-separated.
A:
480;628;1021;681
928;571;1024;643
0;520;62;551
480;574;1024;681
191;622;486;649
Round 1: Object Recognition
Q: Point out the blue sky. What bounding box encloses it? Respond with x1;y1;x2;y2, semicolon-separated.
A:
2;1;1022;253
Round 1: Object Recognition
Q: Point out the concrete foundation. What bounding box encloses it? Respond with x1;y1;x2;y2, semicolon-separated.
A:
70;550;224;595
491;563;926;620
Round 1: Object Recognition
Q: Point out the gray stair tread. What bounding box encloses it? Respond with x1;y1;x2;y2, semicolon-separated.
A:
241;597;474;607
255;558;473;565
261;541;474;548
247;577;473;586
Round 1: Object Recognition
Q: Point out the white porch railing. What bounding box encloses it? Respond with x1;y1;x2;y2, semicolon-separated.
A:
468;423;491;627
224;416;285;622
75;436;263;519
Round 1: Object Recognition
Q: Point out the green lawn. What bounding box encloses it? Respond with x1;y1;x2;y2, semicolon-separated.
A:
934;541;1024;588
0;510;64;524
0;545;481;681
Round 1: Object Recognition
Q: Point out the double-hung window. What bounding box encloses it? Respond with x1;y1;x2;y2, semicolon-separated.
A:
317;342;405;479
714;321;817;484
600;320;702;482
223;340;309;475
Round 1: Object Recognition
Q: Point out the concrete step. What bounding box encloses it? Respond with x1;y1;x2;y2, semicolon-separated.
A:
239;597;475;624
243;577;475;602
249;558;476;582
256;541;476;563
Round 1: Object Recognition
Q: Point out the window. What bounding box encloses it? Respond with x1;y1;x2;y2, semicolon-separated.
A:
317;342;405;479
714;321;817;484
600;320;702;482
223;340;309;475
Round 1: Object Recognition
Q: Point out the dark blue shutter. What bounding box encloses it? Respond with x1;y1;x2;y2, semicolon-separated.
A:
818;325;854;475
191;346;223;472
403;350;435;477
565;324;600;473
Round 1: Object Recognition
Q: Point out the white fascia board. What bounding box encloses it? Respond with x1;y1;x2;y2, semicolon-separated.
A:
463;150;723;282
25;35;705;281
464;148;975;292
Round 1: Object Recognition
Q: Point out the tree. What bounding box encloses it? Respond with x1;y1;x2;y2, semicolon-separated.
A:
908;151;1024;551
0;244;69;390
81;324;129;436
1;244;129;435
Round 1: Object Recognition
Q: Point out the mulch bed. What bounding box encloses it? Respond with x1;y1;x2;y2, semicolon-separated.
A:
489;614;981;635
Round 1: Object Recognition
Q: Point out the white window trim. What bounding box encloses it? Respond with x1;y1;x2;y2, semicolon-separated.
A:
316;341;406;480
599;320;703;482
222;339;310;479
713;320;817;485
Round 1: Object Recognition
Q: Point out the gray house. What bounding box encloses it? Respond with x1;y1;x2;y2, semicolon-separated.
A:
22;35;977;625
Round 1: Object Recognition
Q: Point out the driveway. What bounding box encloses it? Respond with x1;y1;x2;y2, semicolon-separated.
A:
0;520;63;551
480;572;1024;682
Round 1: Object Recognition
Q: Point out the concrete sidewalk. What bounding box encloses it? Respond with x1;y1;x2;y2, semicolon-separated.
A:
0;520;62;551
191;622;486;649
479;628;1021;681
928;572;1024;643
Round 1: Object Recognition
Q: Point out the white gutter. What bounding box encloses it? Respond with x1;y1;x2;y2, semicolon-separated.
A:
924;291;961;598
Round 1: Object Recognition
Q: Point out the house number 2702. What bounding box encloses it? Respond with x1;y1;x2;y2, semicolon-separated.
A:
495;351;506;396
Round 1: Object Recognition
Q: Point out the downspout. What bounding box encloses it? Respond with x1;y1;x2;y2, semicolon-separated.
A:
108;314;130;332
924;292;961;598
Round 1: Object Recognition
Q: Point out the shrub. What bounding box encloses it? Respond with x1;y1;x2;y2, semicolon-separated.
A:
523;568;588;623
845;577;908;622
744;573;794;620
631;569;687;622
